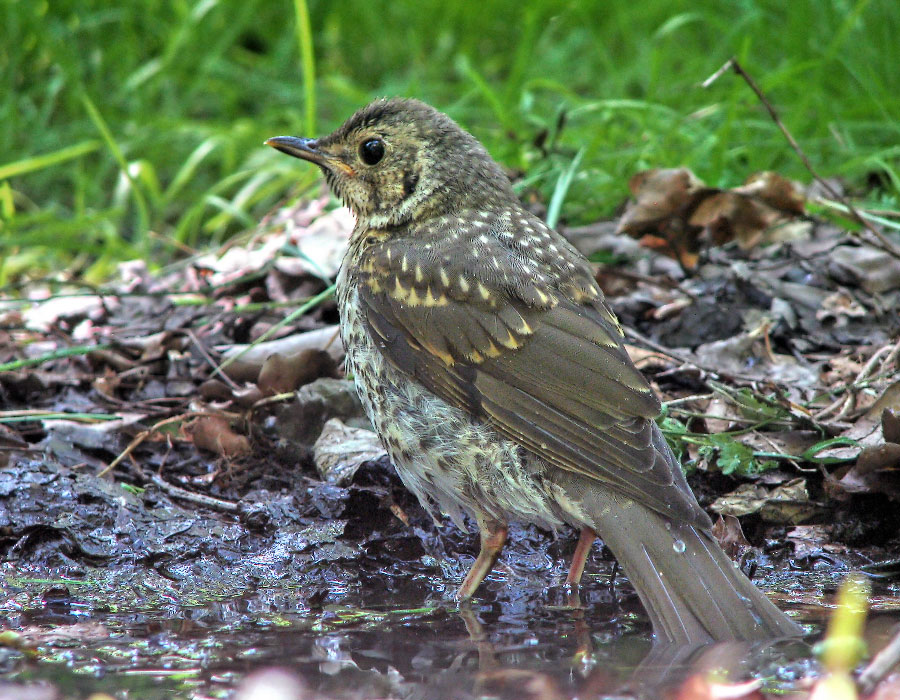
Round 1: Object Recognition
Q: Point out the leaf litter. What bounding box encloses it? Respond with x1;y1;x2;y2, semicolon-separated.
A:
0;177;899;698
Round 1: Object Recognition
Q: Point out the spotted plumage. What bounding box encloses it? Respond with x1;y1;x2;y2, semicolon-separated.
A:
266;98;800;646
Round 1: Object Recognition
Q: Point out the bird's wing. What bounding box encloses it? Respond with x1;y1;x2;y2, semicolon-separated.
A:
356;211;706;527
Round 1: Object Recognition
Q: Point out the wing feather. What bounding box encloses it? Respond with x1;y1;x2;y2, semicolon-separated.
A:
356;212;710;527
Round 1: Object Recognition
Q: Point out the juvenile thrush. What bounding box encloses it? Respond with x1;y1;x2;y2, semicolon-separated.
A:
266;98;801;645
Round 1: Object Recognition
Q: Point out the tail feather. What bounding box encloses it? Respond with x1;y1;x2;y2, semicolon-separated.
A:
552;473;801;645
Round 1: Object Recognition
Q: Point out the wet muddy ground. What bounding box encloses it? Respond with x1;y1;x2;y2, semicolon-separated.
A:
2;431;899;699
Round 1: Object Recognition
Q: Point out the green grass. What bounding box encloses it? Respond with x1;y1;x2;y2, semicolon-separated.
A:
1;0;898;282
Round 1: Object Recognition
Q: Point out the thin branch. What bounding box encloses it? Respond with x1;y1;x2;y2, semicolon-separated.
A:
703;57;900;262
149;473;239;513
858;624;900;695
97;411;227;477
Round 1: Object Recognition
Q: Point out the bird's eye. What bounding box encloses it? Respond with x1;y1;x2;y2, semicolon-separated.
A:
359;138;385;165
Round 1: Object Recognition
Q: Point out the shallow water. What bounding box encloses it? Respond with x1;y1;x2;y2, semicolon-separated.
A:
2;561;850;699
2;460;898;698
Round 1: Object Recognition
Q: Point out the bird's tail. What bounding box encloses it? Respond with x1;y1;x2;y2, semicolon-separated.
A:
551;474;802;645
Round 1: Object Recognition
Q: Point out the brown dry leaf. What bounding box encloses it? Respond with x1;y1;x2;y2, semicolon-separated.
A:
820;352;868;389
198;378;234;402
739;431;823;465
828;410;900;500
625;343;677;372
91;368;122;400
688;190;777;249
883;408;900;443
816;291;868;327
617;167;807;268
0;423;28;451
274;206;354;280
218;325;343;383
787;525;850;559
231;384;265;408
711;514;753;560
257;348;337;396
19;622;109;647
734;171;806;214
184;414;251;458
617;168;711;269
693;329;819;388
625;167;706;210
702;395;742;434
818;389;900;463
711;478;820;523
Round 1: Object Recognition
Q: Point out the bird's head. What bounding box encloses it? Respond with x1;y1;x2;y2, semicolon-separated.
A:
266;98;516;228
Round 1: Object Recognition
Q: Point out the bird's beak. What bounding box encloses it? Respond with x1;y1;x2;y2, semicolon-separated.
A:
265;136;329;166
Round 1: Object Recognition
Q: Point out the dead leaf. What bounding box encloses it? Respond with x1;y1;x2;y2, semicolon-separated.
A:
617;167;807;268
22;294;107;333
883;409;900;444
787;525;850;559
711;478;820;523
19;622;109;647
313;418;385;485
711;514;752;560
816;291;868;326
693;330;819;388
689;190;775;249
870;382;900;419
830;245;900;294
275;206;354;280
218;325;343;382
184;414;251;458
702;396;741;434
828;410;900;500
257;348;337;396
735;171;806;214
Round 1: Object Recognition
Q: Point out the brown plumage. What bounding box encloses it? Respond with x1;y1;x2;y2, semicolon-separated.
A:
266;98;801;646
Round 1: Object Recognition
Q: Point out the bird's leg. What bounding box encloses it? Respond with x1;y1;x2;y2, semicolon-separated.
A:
565;527;597;592
456;520;508;600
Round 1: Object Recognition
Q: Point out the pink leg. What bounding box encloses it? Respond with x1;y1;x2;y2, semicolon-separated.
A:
566;527;597;587
456;521;508;600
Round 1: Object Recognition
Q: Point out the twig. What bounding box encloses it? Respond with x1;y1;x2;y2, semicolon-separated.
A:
186;330;240;391
662;393;714;407
703;57;900;262
814;343;893;420
624;326;788;386
149;473;239;513
596;267;700;302
881;335;900;376
755;431;811;473
97;411;224;477
858;624;900;695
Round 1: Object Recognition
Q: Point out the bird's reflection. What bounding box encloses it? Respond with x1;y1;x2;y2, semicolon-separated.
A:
458;596;810;700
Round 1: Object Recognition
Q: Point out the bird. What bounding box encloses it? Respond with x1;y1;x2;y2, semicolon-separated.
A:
265;98;802;646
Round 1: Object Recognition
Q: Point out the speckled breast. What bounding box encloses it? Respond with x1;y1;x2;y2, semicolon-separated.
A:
336;254;564;534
